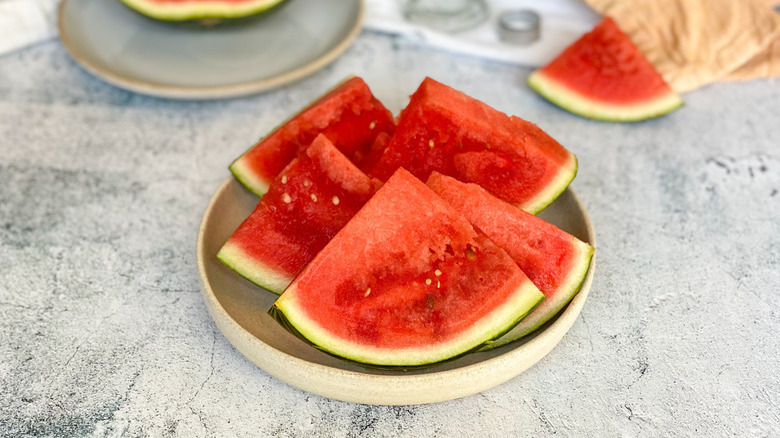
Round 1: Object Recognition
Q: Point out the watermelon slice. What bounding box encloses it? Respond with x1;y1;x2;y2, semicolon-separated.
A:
218;134;382;294
274;169;545;366
362;77;577;214
119;0;289;21
230;77;394;197
527;17;683;122
426;172;594;348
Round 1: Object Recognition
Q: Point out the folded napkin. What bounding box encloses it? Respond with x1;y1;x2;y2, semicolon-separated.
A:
583;0;780;92
726;36;780;81
364;0;601;67
0;0;60;57
725;1;780;81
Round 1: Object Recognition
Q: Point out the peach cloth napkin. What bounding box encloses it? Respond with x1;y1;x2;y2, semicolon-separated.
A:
583;0;780;92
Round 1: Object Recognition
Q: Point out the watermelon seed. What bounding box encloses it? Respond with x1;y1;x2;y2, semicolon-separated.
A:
369;121;377;130
332;196;340;205
465;247;477;260
364;287;371;297
282;193;292;204
281;175;288;184
434;269;442;277
485;144;491;150
303;179;312;188
425;277;432;285
310;194;318;202
437;281;441;289
427;295;434;309
428;140;435;149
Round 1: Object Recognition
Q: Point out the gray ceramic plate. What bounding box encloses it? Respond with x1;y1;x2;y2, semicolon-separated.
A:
58;0;363;99
196;177;596;405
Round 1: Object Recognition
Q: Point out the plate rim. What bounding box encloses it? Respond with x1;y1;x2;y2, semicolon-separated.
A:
196;177;596;405
57;0;365;100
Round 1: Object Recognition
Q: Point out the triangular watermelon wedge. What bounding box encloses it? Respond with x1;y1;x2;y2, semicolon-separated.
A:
361;77;577;214
528;17;683;122
230;77;394;196
427;172;594;348
274;169;545;366
218;134;382;293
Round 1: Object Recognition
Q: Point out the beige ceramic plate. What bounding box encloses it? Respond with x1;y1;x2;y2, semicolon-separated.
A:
58;0;363;99
197;177;596;405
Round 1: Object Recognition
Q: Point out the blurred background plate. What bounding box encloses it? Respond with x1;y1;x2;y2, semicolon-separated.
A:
197;177;596;405
58;0;364;99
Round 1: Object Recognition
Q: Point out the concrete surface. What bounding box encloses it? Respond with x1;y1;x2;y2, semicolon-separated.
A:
0;30;778;437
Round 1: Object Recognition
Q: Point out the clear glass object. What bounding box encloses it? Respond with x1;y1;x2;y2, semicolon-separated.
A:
403;0;489;33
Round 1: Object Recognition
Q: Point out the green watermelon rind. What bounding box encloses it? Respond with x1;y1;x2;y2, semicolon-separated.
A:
216;240;293;294
519;153;578;215
229;156;272;198
527;71;683;122
269;285;545;369
119;0;288;21
274;280;545;367
481;240;594;350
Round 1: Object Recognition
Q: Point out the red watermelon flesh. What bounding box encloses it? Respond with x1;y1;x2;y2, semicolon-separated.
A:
274;168;545;366
427;172;594;348
359;130;391;173
230;77;395;197
362;77;577;214
527;17;682;121
218;134;382;294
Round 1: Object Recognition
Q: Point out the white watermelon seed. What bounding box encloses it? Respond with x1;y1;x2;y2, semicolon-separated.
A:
281;175;288;184
332;196;340;205
364;288;371;297
425;277;432;285
303;179;312;188
428;140;435;148
282;193;291;204
434;269;442;276
310;194;318;202
369;121;377;129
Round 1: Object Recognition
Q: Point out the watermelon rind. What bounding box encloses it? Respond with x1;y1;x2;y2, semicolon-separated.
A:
229;154;272;198
528;71;683;122
520;153;577;215
269;288;545;369
482;241;594;350
275;280;544;366
217;240;293;294
119;0;289;22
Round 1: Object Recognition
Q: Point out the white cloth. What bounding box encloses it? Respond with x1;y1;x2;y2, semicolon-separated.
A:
0;0;60;57
364;0;601;67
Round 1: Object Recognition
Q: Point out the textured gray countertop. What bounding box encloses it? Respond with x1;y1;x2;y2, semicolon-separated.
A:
1;31;779;437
